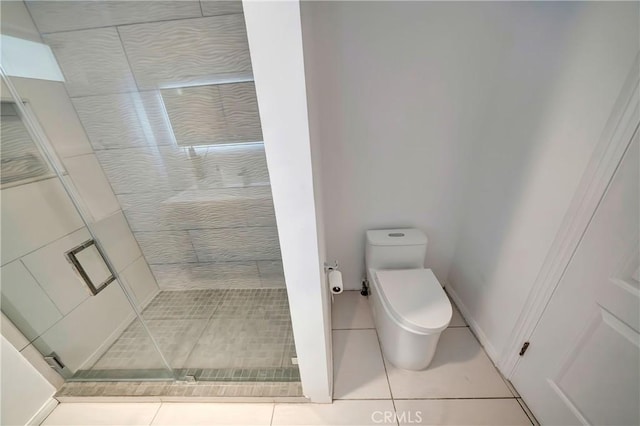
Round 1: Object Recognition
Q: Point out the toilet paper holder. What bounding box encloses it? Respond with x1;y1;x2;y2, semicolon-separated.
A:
323;261;338;272
324;261;343;295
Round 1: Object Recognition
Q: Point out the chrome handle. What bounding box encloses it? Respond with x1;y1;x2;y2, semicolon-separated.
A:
65;239;116;295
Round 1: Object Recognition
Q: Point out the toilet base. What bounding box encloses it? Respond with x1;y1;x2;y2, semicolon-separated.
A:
368;278;443;371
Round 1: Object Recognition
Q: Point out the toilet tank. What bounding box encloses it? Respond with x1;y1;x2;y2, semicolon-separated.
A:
365;228;428;270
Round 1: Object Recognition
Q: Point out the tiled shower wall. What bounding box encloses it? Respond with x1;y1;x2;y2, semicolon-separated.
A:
26;0;285;291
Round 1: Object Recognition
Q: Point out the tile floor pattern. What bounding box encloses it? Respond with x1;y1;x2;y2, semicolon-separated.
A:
77;289;298;381
48;290;539;425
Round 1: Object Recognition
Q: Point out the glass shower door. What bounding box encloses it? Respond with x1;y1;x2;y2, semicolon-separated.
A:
1;0;299;392
0;69;174;382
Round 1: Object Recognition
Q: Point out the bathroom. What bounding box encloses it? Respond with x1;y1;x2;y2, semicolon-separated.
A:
1;1;638;425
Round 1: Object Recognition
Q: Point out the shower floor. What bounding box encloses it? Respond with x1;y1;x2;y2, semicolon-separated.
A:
72;288;299;383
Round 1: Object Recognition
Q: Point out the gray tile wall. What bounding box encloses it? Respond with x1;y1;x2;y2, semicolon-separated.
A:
161;82;263;146
42;28;137;97
72;92;175;150
26;1;202;33
33;0;285;290
118;15;252;90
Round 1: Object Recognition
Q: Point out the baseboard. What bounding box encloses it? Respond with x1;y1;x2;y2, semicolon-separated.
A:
26;397;58;426
445;285;500;365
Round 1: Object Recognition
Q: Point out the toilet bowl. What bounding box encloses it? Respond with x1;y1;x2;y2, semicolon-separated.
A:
365;229;452;370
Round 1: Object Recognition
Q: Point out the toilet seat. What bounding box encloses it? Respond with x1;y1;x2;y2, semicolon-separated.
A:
373;268;452;334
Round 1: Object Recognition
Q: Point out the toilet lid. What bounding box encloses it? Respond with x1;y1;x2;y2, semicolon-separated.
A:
374;269;452;333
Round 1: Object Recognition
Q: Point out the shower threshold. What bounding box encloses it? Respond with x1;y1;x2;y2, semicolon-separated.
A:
70;367;301;382
55;380;305;402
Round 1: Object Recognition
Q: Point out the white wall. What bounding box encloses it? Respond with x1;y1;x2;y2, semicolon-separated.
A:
300;3;333;397
301;0;639;363
243;0;332;402
1;335;56;426
300;1;521;290
447;1;639;360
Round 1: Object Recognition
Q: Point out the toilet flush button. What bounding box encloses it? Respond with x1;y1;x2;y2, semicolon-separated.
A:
388;232;405;237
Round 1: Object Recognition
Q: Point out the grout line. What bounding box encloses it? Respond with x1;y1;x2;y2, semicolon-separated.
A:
66;77;257;101
331;327;375;330
180;289;229;367
148;402;162;426
387;396;518;400
114;25;143;93
332;396;518;401
1;224;85;268
333;397;396;401
23;253;138;345
371;324;399;426
516;398;538;426
135;224;279;235
500;375;520;398
18;258;65;317
269;403;276;426
39;13;245;36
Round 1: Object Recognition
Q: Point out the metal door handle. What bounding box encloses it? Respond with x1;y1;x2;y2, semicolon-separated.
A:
65;239;116;295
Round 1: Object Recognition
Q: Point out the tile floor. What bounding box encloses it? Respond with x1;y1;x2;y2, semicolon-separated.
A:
45;290;539;425
76;289;298;382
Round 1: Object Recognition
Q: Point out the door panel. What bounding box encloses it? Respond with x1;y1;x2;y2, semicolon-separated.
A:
512;130;639;425
0;73;173;381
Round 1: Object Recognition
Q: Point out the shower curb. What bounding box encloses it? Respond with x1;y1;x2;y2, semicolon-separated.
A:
55;380;305;402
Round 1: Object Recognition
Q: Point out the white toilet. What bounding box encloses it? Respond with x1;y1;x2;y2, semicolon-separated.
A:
365;228;452;370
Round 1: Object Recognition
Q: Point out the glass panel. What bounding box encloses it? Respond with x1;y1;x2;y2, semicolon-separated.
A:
71;316;174;381
0;78;173;381
0;101;52;186
1;0;299;390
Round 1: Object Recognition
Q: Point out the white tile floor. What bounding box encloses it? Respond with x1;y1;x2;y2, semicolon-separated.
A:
42;290;538;425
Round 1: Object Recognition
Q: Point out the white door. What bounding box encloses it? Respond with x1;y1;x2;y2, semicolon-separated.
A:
512;129;639;425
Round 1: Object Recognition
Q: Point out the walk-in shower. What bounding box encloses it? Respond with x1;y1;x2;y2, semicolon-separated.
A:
0;0;300;397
